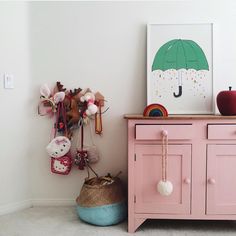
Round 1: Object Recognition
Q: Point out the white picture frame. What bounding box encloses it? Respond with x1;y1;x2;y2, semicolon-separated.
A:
147;23;214;114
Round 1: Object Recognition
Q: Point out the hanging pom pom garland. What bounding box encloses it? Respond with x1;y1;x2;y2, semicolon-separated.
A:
80;92;98;116
157;130;173;196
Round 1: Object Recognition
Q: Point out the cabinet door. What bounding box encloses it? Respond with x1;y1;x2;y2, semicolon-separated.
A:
134;145;191;214
207;145;236;214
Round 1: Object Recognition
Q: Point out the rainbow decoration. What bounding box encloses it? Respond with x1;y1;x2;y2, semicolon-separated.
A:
143;104;168;117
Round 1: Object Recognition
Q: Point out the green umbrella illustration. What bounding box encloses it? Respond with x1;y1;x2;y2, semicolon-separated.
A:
152;39;209;97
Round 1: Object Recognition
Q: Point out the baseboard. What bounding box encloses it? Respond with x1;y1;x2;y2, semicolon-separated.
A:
0;199;33;216
32;199;76;206
0;199;76;216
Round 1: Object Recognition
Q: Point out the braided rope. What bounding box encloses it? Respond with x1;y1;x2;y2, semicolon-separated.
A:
162;131;168;182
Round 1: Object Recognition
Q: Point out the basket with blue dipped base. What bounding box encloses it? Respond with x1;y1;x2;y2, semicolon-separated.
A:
76;175;127;226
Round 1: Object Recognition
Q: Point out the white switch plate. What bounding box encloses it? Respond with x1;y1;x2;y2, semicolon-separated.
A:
4;73;14;89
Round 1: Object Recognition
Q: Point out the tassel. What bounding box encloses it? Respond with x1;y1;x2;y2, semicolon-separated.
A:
95;100;103;135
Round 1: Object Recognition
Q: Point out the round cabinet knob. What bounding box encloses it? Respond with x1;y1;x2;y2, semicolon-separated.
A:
183;178;191;184
162;130;168;137
208;178;216;184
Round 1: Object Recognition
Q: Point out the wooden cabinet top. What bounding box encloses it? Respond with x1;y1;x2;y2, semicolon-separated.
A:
124;114;236;120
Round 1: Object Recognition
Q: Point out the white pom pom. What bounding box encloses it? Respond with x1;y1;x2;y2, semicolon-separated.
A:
157;180;173;196
88;104;98;115
80;96;85;102
85;109;92;116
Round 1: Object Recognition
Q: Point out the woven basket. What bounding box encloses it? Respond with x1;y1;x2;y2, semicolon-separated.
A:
76;176;127;226
76;176;125;207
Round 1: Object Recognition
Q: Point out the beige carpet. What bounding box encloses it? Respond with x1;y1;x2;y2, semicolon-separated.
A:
1;207;236;235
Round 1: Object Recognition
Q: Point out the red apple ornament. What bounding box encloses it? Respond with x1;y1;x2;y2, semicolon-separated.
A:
217;87;236;115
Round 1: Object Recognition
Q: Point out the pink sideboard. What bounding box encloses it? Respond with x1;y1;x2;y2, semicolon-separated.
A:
125;114;236;233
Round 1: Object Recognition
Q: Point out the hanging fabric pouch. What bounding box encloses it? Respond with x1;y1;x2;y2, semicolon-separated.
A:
51;154;72;175
46;102;72;175
46;136;71;158
84;121;99;164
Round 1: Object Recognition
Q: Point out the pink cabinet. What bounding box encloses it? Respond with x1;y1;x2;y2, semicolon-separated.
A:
125;115;236;233
207;145;236;214
135;145;191;214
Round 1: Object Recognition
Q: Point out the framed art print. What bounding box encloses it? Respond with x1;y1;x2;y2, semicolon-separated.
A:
147;23;213;114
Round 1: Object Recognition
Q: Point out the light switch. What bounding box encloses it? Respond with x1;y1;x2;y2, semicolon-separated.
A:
4;73;14;89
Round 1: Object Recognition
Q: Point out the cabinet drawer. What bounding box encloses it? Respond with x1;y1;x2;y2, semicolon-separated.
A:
135;124;193;140
208;124;236;140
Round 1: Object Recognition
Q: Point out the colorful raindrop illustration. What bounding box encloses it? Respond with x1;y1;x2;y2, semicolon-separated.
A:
152;39;209;98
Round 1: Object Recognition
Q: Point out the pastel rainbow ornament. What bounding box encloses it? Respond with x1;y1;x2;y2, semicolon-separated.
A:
143;104;168;117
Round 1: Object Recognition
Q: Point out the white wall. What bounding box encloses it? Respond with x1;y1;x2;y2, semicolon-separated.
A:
28;0;236;203
0;2;32;214
1;1;236;209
